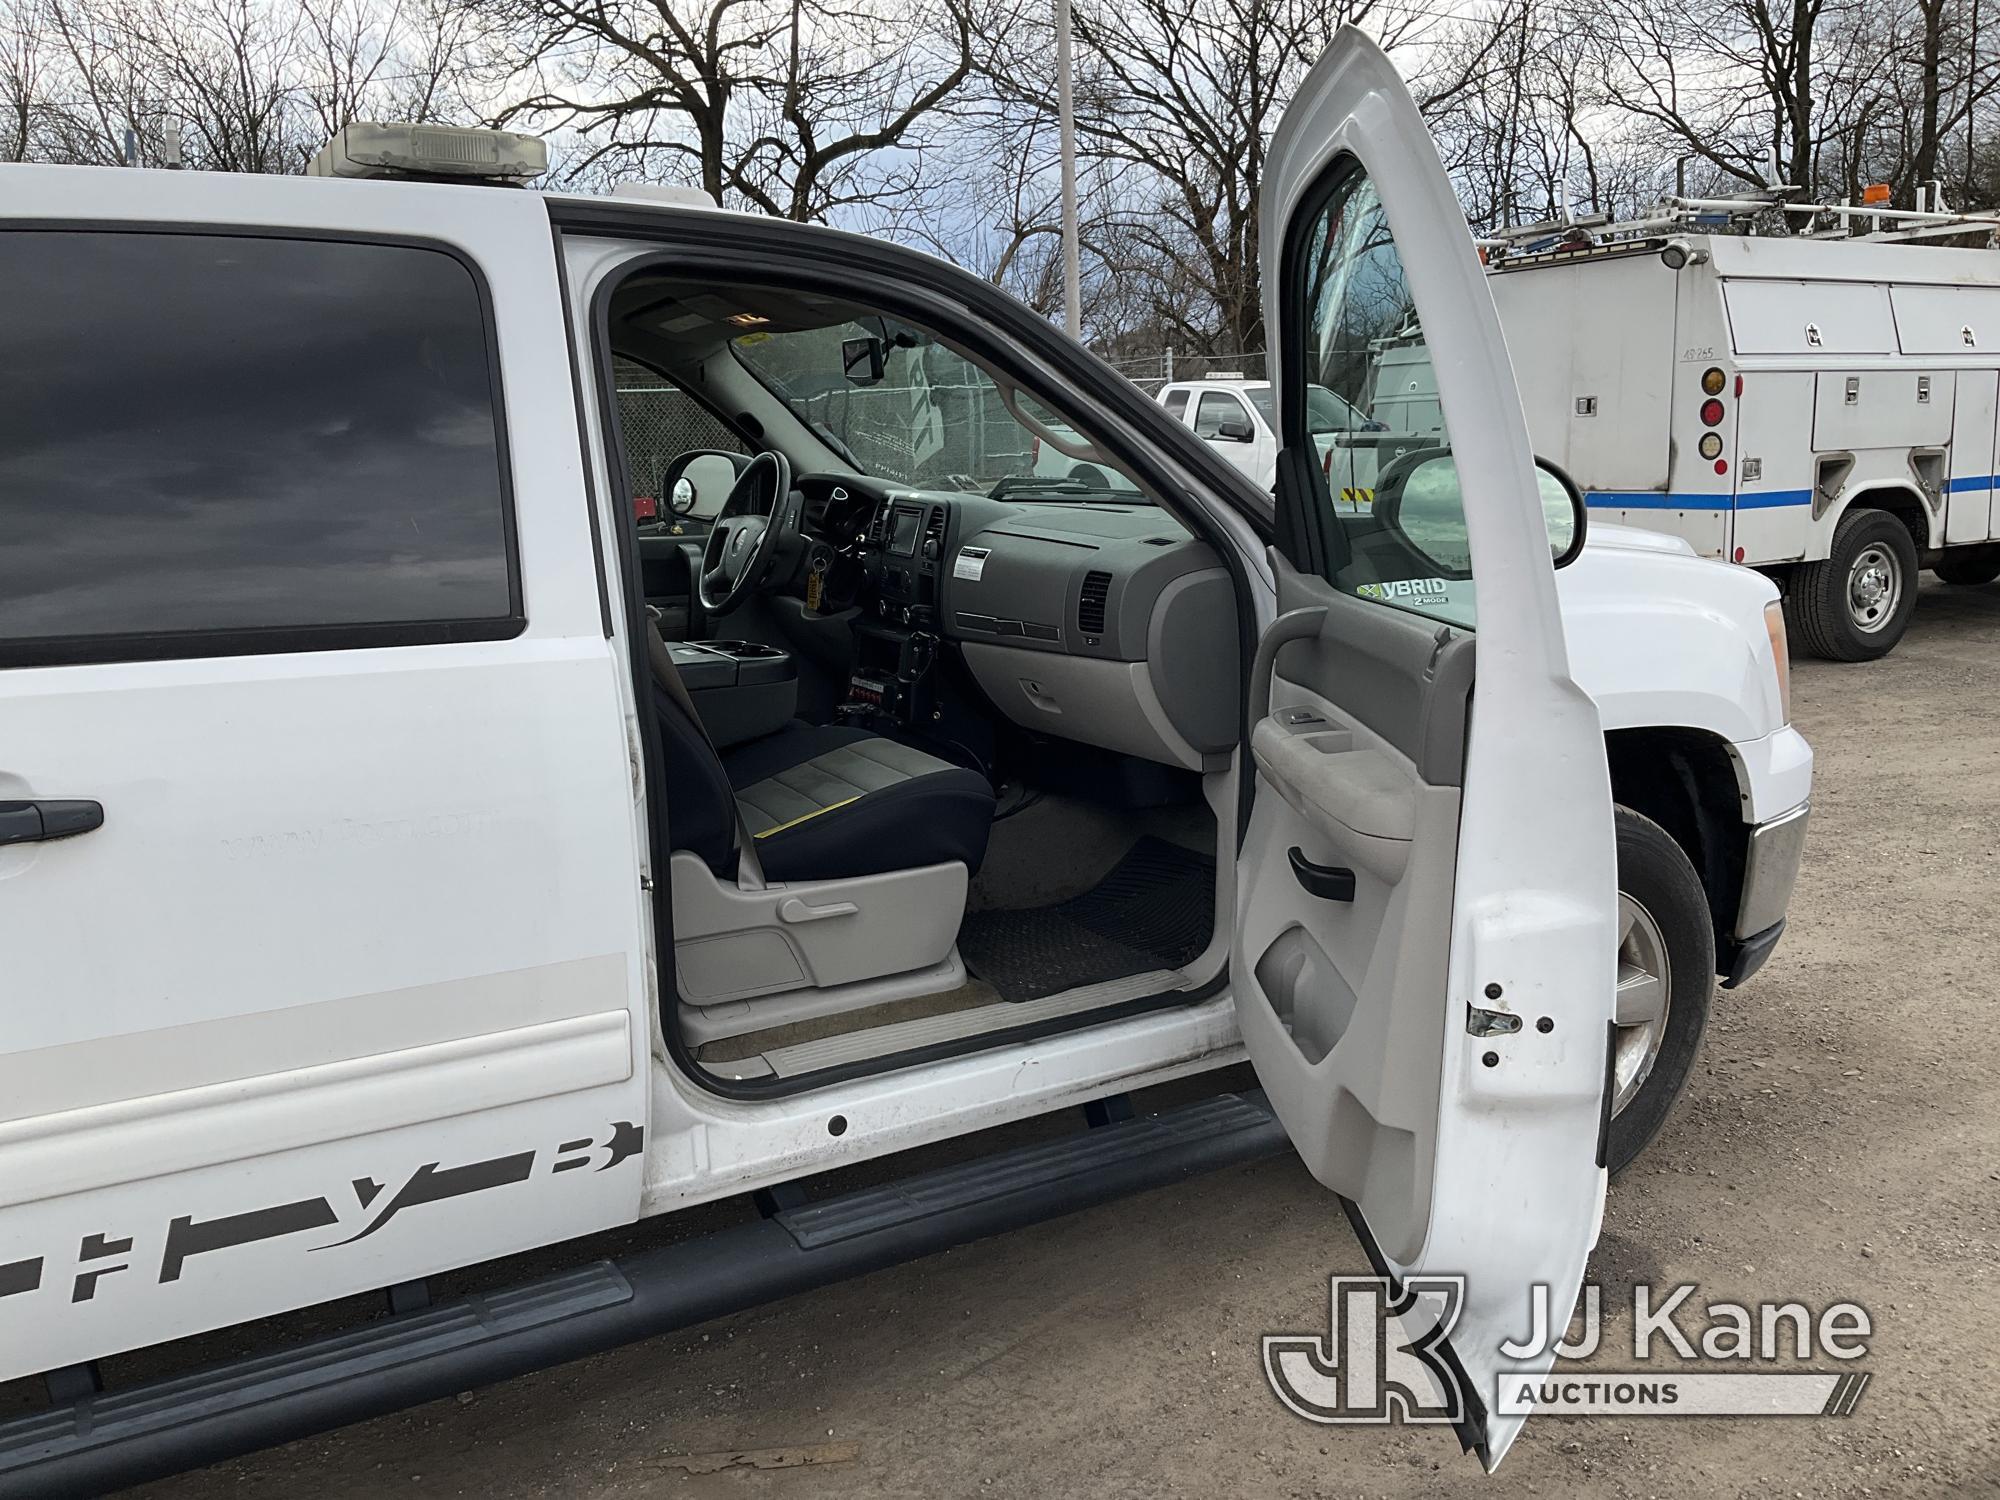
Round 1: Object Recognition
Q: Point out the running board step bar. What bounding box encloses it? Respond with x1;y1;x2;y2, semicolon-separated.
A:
0;1091;1287;1498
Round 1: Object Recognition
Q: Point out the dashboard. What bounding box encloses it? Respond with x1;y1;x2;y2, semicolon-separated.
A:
796;473;1239;769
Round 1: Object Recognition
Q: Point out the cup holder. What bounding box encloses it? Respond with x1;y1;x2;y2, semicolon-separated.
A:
693;638;785;660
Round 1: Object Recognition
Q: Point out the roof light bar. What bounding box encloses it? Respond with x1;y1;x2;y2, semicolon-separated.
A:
307;123;547;184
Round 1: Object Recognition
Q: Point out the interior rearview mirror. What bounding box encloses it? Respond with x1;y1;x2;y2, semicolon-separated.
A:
842;336;886;386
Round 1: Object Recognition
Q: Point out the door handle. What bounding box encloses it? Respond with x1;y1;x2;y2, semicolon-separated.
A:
777;896;859;924
1287;846;1355;902
0;799;104;846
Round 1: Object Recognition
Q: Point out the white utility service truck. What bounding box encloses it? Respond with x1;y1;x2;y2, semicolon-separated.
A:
1484;202;2000;660
0;33;1809;1492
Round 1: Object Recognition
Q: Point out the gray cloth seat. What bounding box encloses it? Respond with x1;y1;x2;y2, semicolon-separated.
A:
651;674;995;883
721;723;994;882
645;621;993;884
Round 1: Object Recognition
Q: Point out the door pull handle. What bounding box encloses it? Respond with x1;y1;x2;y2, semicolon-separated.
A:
1287;847;1355;901
0;799;105;846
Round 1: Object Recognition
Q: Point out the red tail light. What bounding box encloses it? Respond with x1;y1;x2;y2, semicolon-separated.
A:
633;494;658;521
1699;398;1726;427
1323;447;1336;478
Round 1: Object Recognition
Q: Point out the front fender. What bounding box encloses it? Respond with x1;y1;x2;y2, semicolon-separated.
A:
1556;541;1787;744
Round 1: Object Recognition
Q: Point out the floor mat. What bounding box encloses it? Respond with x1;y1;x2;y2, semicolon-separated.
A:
959;836;1216;1002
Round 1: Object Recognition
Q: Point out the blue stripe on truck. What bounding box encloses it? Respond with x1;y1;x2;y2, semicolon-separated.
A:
1584;490;1812;511
1591;478;2000;510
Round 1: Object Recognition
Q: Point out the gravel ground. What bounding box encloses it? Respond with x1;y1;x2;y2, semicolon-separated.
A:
133;578;2000;1500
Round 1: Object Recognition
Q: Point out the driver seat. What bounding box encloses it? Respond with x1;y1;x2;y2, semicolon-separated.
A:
647;635;994;883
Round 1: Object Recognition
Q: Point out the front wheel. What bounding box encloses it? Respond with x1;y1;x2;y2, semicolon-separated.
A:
1786;507;1919;661
1606;807;1716;1175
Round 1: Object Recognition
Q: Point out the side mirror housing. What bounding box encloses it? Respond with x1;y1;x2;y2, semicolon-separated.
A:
1537;456;1588;567
1215;419;1255;443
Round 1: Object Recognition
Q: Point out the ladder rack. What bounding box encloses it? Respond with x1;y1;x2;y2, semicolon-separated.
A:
1484;189;2000;265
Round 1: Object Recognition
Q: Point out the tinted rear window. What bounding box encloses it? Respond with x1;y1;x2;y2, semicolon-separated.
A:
0;230;516;663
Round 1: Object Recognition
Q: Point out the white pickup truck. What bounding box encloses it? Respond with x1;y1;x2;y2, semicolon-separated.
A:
0;33;1809;1492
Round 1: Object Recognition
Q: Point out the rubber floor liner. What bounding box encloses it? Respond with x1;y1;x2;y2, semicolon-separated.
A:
959;836;1216;1002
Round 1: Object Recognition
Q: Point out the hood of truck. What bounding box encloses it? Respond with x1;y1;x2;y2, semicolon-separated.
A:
1583;521;1700;557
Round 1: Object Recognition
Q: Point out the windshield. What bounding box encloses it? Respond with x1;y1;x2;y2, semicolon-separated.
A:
730;320;1144;502
1243;384;1367;435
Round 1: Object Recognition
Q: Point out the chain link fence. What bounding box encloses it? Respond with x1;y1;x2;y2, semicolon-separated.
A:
612;358;745;503
1098;349;1268;394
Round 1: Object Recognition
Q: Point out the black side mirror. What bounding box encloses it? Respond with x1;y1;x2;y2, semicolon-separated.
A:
1537;456;1588;568
1214;419;1254;443
842;336;886;386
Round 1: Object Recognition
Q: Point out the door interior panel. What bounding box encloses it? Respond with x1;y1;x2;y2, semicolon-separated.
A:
1233;565;1475;1264
1270;565;1473;782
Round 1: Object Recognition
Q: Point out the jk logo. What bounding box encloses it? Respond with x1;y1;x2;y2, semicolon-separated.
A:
1262;1275;1469;1424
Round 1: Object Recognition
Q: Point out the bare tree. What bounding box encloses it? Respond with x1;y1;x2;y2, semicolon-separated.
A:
462;0;1003;219
14;0;468;169
1;0;50;159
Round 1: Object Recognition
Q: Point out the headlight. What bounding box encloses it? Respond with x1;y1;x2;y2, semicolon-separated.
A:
1764;600;1792;723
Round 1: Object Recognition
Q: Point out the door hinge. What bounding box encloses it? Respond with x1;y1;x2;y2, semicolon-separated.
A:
1466;1003;1522;1038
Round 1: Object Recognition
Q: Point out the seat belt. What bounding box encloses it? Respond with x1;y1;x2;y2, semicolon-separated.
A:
642;614;767;888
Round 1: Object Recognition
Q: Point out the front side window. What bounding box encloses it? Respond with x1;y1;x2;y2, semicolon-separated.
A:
0;231;516;662
1293;162;1474;627
1245;383;1368;438
1192;391;1250;440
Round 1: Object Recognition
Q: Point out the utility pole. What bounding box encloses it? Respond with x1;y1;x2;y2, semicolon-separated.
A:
1055;0;1082;338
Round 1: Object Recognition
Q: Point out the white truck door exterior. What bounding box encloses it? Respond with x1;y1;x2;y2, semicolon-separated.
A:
0;172;651;1380
1241;31;1616;1468
1192;389;1267;480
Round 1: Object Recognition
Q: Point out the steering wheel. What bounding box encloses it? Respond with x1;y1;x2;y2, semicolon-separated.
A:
697;450;796;614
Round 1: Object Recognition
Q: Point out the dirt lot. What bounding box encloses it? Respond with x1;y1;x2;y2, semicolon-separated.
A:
137;580;2000;1500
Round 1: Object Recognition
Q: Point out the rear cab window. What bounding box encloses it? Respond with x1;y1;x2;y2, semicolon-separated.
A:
0;230;519;665
1161;388;1191;419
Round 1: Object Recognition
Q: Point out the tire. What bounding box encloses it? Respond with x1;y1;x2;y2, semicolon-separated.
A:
1605;806;1716;1176
1785;507;1919;661
1933;546;2000;587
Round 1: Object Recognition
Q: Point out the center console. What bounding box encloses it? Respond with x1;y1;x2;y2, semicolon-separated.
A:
673;639;797;748
842;498;948;729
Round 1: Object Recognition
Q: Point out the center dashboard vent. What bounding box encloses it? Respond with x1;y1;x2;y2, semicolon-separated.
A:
1077;570;1112;636
923;506;947;551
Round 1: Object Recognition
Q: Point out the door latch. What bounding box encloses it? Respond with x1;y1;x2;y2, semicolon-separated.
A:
1466;1003;1523;1038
